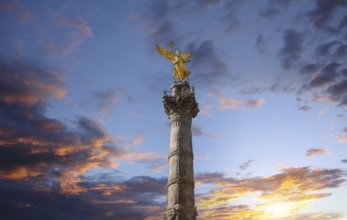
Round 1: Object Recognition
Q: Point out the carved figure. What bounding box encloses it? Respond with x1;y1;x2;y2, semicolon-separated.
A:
156;42;193;81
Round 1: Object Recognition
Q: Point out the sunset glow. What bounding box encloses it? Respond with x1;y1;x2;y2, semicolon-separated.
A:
1;0;346;219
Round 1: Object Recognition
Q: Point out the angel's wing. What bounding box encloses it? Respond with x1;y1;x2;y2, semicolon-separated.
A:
182;52;193;61
156;45;175;61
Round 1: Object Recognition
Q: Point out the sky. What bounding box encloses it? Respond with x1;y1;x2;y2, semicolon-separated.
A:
0;0;347;219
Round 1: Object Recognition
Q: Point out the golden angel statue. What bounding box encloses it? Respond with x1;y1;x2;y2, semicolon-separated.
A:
156;42;193;81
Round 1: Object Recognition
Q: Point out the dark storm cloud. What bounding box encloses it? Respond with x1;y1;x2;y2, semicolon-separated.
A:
342;159;347;163
279;29;304;70
307;0;347;30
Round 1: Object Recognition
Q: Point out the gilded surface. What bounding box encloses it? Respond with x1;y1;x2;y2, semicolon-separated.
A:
156;43;193;81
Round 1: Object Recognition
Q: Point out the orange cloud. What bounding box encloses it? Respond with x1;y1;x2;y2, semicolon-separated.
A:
195;166;345;219
0;167;43;180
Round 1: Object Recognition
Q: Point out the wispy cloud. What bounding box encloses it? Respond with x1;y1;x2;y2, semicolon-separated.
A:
93;87;127;114
305;148;330;158
259;0;297;19
192;124;220;138
209;92;265;110
298;105;312;112
239;159;255;171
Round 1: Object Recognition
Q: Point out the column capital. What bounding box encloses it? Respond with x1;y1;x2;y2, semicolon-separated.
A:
163;81;199;118
163;94;199;118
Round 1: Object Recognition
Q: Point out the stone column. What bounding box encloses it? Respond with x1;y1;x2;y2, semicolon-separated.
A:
163;81;199;220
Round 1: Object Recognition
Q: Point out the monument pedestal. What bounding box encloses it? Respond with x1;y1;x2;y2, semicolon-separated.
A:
163;81;199;220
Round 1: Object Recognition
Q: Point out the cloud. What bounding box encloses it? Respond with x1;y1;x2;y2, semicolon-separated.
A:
0;56;164;195
307;0;347;31
335;114;344;120
195;166;346;219
255;34;266;54
279;29;304;70
93;87;127;114
326;78;347;106
299;64;320;75
240;81;296;95
0;3;93;58
305;62;340;90
119;151;166;173
192;124;220;138
0;56;170;219
220;0;247;33
275;212;342;220
314;41;347;60
196;0;222;8
0;175;167;220
259;0;296;19
139;1;180;45
336;134;347;143
198;204;263;220
305;148;330;158
199;104;213;116
44;15;93;56
187;40;233;88
298;105;312;112
209;92;265;110
239;160;255;171
122;134;144;150
0;56;66;105
315;41;340;57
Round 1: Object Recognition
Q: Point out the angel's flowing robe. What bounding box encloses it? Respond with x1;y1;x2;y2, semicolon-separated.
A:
173;56;190;81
